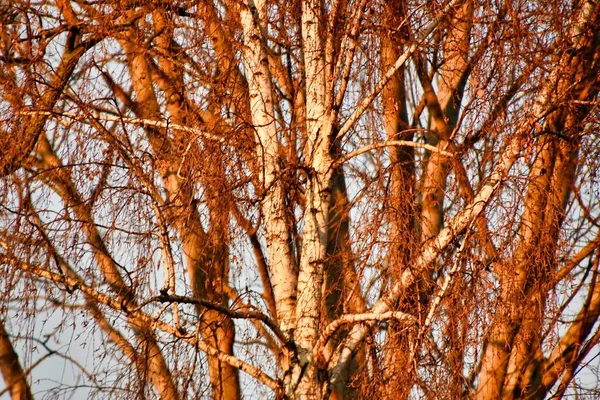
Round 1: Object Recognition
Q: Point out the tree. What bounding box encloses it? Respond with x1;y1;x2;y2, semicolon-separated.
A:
1;0;600;398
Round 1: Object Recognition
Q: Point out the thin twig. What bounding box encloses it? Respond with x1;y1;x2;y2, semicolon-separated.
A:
333;138;453;169
18;110;224;143
407;226;472;369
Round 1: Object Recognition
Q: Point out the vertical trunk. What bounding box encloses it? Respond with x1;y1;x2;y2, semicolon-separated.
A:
501;135;578;399
151;11;241;398
325;161;366;400
295;0;334;396
238;0;299;391
419;0;472;243
184;227;240;400
382;0;414;282
476;136;558;400
510;5;600;394
380;0;416;394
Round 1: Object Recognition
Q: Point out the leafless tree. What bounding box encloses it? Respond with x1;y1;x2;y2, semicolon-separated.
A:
1;0;600;398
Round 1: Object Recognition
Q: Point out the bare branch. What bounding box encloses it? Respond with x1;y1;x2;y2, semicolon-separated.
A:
18;110;225;143
333;138;453;169
150;293;285;343
315;311;416;364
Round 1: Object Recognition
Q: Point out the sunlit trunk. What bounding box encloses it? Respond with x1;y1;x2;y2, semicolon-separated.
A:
476;3;600;397
292;0;337;396
380;1;416;393
0;322;33;400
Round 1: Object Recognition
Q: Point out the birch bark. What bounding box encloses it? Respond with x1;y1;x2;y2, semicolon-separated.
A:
293;0;336;395
239;0;298;369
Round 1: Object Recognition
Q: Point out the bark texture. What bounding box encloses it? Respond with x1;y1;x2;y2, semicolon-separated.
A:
1;0;600;399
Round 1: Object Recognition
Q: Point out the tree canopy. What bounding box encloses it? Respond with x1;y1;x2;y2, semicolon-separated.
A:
1;0;600;398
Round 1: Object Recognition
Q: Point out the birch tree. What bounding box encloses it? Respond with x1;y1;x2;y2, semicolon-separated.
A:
1;0;600;399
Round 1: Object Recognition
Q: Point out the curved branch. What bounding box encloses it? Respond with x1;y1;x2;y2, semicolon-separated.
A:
314;311;416;364
150;293;285;343
18;110;225;143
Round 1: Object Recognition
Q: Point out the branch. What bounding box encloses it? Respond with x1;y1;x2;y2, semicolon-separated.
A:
150;293;285;343
542;253;600;392
0;321;33;400
314;311;416;363
26;202;144;369
327;0;589;377
327;132;523;387
406;227;472;369
17;110;225;143
552;322;600;398
0;332;100;399
554;231;600;283
331;0;371;110
332;138;453;169
223;286;281;356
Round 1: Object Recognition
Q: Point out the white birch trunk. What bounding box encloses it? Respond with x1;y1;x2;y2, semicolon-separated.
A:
239;0;298;337
294;0;335;396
